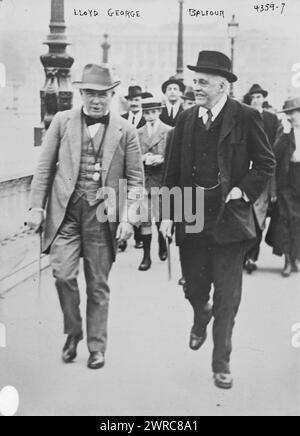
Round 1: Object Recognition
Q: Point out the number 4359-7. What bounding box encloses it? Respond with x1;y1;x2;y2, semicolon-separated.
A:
254;3;286;14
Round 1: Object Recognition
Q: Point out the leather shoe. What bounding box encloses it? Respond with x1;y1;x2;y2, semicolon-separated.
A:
118;241;127;252
159;250;168;262
189;330;207;351
178;277;186;286
282;255;292;277
87;352;105;370
213;373;233;390
291;259;299;273
139;255;152;271
135;241;143;249
244;259;257;274
62;334;83;363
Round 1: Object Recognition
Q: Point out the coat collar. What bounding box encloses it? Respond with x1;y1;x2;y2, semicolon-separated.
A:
66;108;122;185
217;97;239;146
183;97;239;146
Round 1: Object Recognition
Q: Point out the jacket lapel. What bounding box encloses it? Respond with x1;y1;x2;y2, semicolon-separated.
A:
217;98;239;147
139;125;151;154
148;121;165;151
101;113;122;185
67;108;83;181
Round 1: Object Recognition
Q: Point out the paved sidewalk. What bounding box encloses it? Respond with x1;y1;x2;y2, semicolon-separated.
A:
0;238;300;416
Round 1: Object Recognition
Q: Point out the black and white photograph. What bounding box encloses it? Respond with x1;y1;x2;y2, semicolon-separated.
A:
0;0;300;418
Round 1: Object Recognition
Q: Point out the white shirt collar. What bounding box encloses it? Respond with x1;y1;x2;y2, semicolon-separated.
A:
83;107;107;138
198;94;228;122
128;110;143;126
166;100;181;118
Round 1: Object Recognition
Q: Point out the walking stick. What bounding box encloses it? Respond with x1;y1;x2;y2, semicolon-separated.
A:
37;230;42;299
166;237;172;281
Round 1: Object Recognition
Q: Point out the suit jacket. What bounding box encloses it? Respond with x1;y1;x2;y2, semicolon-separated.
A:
30;108;144;258
163;98;276;246
122;112;146;129
138;120;172;192
253;110;279;228
159;104;184;128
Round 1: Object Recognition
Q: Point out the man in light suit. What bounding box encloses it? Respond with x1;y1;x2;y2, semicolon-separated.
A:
138;97;172;271
160;51;275;389
28;64;144;370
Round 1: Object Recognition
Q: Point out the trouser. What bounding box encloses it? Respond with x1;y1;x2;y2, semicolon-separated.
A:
246;217;263;262
179;233;247;374
134;226;142;243
50;198;114;354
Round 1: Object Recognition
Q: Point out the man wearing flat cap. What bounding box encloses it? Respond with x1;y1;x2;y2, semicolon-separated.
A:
243;84;279;274
161;51;275;389
160;76;185;127
28;64;144;370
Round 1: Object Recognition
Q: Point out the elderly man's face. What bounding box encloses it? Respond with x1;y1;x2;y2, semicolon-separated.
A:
193;72;225;109
81;89;114;118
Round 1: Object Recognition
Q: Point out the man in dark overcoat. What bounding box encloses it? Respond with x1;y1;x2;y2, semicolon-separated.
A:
160;51;275;389
160;76;185;127
243;84;279;273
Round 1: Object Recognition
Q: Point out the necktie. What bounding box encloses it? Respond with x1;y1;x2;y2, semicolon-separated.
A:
132;116;136;126
205;109;213;130
170;106;174;120
84;113;110;126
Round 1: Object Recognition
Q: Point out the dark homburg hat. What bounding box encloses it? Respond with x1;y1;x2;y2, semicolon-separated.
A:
279;96;300;113
161;76;186;94
125;85;149;100
142;97;163;111
73;64;120;91
248;83;268;98
187;51;238;83
182;86;196;101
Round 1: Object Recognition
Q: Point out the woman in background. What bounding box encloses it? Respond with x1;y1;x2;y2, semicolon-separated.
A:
266;97;300;277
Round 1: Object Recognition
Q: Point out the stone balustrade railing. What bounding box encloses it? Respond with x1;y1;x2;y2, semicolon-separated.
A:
0;173;33;243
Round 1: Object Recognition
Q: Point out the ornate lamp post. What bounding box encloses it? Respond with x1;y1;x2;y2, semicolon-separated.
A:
176;0;184;81
227;14;239;97
40;0;74;130
101;34;111;65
